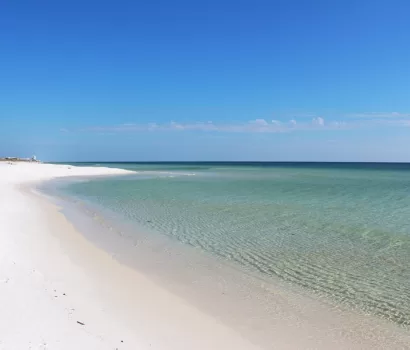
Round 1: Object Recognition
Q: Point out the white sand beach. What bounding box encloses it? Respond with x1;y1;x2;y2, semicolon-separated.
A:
1;162;410;350
0;163;259;350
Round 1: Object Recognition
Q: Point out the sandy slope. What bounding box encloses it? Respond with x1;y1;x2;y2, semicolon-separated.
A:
0;163;259;350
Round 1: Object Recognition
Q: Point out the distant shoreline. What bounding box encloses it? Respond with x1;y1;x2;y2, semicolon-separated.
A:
52;160;410;163
0;157;39;163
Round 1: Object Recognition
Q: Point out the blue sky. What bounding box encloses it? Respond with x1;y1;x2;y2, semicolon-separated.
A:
1;0;410;161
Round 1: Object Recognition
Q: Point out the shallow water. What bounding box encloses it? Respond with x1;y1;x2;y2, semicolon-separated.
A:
58;162;410;327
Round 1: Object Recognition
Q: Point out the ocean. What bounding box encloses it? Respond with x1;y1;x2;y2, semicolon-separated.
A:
52;162;410;328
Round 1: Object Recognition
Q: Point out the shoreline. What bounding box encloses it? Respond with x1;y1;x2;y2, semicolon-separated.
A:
1;163;409;349
40;171;410;349
0;163;258;350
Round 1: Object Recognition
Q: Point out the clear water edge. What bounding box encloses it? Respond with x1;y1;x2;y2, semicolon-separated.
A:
47;162;410;329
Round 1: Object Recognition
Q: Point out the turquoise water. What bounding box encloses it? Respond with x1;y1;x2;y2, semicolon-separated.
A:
60;162;410;326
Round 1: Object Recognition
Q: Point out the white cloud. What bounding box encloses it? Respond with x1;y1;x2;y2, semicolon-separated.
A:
170;121;185;130
312;117;325;126
249;119;269;126
73;111;410;135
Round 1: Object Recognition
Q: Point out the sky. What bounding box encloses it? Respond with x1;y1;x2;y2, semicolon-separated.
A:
1;0;410;162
